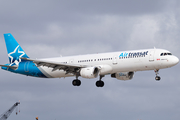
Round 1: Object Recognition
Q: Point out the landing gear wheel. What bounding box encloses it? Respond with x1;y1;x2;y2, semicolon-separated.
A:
72;79;76;86
96;81;100;87
155;76;161;81
76;80;81;86
154;69;161;81
96;81;104;87
72;79;81;86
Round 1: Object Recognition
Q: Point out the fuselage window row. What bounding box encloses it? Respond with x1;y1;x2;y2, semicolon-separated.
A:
78;58;113;63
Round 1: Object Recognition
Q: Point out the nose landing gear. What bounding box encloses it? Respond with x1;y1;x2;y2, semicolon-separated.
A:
155;76;161;81
155;69;161;81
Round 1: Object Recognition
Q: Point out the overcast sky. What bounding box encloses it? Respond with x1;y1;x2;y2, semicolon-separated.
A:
0;0;180;120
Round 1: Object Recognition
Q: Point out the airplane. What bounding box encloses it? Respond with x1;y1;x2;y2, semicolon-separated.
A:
0;33;179;87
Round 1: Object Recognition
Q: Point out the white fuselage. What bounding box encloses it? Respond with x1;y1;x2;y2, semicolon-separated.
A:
38;48;179;78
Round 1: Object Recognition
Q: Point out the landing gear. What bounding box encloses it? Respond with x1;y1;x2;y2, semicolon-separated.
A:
72;74;81;86
96;75;105;87
96;81;104;87
155;76;161;81
72;75;105;87
154;69;161;81
72;79;81;86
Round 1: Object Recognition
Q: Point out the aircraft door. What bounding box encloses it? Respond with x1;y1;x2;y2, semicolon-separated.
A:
113;56;118;64
149;50;155;62
69;59;74;64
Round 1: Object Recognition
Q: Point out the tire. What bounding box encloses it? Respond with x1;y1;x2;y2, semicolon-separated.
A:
72;79;81;86
72;79;77;86
96;81;100;87
100;81;104;87
96;81;104;87
76;80;81;86
155;76;161;81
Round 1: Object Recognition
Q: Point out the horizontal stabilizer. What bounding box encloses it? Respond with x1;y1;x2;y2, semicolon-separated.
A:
0;64;18;69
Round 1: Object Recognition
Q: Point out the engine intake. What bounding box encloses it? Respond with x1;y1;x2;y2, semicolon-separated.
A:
80;67;99;79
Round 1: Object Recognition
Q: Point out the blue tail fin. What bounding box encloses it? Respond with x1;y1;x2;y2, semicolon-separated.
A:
4;33;29;64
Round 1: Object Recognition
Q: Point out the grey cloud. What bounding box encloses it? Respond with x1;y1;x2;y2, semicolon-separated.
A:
0;0;173;34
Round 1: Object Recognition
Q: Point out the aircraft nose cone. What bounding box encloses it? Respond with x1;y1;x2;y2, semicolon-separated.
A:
172;56;179;65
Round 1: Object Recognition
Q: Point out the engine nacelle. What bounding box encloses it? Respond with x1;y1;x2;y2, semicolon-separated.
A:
80;67;99;79
111;72;134;80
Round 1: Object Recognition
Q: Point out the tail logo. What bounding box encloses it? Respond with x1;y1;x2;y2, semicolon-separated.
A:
8;45;25;66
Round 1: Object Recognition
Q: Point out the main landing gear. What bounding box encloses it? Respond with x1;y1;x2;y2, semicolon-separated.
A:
72;75;105;87
72;75;81;86
96;75;105;87
72;79;81;86
155;69;161;81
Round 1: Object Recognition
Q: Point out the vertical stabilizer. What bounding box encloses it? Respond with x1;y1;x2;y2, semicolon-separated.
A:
3;33;29;65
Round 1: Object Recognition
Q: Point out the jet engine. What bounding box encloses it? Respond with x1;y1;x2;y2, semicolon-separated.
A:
80;67;99;79
111;72;134;80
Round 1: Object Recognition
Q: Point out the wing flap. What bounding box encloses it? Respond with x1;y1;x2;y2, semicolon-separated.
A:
52;66;61;72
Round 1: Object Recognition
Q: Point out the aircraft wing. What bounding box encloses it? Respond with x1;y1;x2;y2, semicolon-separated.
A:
21;57;87;74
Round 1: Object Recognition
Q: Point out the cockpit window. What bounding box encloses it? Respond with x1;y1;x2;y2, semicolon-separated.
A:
167;53;172;55
160;53;172;56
